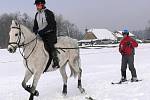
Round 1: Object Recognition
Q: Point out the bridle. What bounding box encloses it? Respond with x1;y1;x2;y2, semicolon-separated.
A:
8;24;37;74
9;24;37;57
9;25;36;47
8;26;22;48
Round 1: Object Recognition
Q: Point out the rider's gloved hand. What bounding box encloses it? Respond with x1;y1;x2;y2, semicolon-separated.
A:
38;30;44;37
33;30;38;35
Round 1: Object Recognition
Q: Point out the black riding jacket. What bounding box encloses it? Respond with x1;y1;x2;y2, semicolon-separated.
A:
33;8;57;43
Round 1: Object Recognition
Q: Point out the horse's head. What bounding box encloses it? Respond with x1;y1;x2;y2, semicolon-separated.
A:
8;20;24;53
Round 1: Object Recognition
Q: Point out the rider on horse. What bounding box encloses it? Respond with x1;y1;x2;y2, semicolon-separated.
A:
33;0;59;69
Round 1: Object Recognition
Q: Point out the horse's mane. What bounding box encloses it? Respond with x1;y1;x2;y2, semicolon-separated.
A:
21;24;34;35
11;20;35;36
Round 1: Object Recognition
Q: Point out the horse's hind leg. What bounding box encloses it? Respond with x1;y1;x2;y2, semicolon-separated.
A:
59;62;68;96
69;56;85;93
77;68;85;93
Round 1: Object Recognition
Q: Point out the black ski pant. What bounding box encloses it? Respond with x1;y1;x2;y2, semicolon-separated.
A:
121;54;137;78
42;35;56;58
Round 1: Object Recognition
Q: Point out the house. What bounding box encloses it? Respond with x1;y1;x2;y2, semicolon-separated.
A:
79;29;117;46
112;31;123;42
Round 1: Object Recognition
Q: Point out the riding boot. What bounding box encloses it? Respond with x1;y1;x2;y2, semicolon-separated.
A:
51;49;60;68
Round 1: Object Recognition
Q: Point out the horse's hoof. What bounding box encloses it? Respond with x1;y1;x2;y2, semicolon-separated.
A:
25;85;39;96
25;85;32;93
62;84;67;96
34;90;39;96
62;92;67;96
79;88;85;94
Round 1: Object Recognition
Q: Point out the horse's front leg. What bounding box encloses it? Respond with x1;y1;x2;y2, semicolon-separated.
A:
27;71;42;100
22;70;32;90
30;72;42;95
22;70;41;98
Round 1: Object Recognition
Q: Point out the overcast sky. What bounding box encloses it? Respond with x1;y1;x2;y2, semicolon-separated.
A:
1;0;150;31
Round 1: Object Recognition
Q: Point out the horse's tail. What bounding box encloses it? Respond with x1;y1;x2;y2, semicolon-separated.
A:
60;36;81;78
70;66;78;78
69;55;81;78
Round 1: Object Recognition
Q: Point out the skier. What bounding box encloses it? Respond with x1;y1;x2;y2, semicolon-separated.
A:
33;0;60;70
119;29;138;82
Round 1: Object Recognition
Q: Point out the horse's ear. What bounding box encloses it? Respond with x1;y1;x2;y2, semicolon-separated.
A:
12;20;16;26
12;20;18;26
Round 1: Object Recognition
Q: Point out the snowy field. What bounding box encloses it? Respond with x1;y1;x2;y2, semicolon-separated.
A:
0;43;150;100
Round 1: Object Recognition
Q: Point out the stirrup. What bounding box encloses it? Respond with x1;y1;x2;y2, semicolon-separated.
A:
52;58;60;68
52;63;60;69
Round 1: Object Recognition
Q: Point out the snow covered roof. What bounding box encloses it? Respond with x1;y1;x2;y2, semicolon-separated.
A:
87;29;116;40
113;32;123;38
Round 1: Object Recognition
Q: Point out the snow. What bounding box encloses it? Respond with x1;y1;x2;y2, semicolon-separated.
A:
0;43;150;100
78;39;98;42
87;29;116;40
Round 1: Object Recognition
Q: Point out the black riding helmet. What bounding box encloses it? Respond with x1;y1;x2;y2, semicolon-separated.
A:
34;0;46;4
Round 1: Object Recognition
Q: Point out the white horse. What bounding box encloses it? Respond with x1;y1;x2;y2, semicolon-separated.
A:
8;20;85;100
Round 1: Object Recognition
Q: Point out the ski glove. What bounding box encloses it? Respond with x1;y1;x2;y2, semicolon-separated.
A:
126;41;131;46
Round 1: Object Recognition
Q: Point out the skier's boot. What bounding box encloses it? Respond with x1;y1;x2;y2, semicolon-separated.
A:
120;71;127;82
120;76;127;82
131;77;138;82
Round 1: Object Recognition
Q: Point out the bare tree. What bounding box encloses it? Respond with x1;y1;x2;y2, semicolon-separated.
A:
0;13;83;48
56;14;83;40
0;12;33;48
0;13;14;48
132;20;150;40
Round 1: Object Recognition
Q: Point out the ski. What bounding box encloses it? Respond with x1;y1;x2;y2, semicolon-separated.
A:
85;96;96;100
131;79;142;82
111;80;128;85
111;79;142;85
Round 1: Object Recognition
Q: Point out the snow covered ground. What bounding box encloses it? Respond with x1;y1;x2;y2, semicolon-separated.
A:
0;43;150;100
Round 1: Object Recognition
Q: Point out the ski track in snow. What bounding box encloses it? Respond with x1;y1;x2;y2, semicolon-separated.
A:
0;44;150;100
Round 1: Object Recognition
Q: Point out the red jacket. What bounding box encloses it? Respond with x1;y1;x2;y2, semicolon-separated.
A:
119;36;138;55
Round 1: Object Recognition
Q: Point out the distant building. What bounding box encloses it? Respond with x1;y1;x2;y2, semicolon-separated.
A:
84;29;116;40
78;29;117;46
78;29;142;46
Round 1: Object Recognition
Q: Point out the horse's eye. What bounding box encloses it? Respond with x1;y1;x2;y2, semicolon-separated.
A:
15;33;18;36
